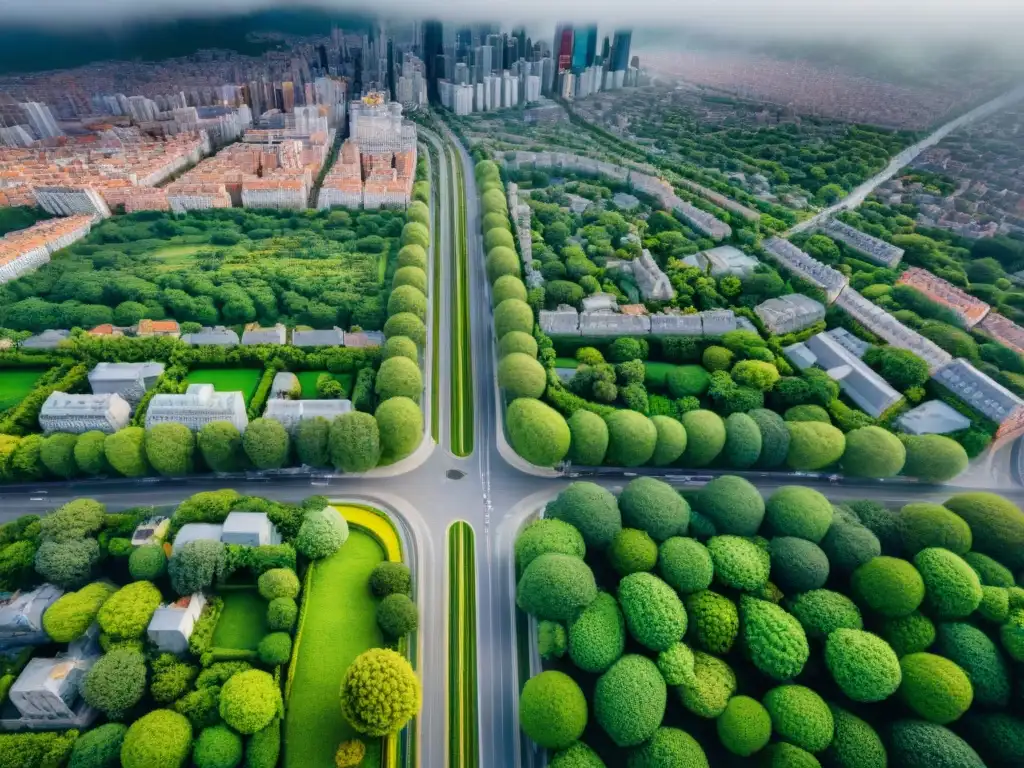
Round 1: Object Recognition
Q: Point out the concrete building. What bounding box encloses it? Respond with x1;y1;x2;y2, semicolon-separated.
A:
147;594;205;654
19;102;63;140
20;329;69;350
897;400;972;435
264;399;353;436
932;358;1024;427
819;218;904;268
755;294;826;335
145;384;248;432
291;328;345;347
785;333;903;418
580;309;651;336
898;267;990;328
611;249;674;301
0;215;93;284
241;324;286;346
835;289;953;372
541;305;739;338
32;187;111;219
88;362;165;406
180;326;240;346
683;245;759;278
700;309;739;336
764;237;849;303
39;392;132;435
979;312;1024;356
826;327;872;358
221;512;280;547
348;91;417;155
650;312;704;335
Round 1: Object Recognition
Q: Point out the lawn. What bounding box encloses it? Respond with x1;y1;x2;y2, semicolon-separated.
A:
295;371;354;399
285;524;386;768
212;588;268;651
0;370;45;411
553;357;579;370
184;369;263;404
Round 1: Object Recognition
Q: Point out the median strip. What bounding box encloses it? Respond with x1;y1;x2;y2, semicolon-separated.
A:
447;520;478;768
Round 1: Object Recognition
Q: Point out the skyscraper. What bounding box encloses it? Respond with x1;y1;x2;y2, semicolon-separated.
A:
611;31;632;73
423;21;445;103
554;25;574;74
601;36;611;65
571;26;597;73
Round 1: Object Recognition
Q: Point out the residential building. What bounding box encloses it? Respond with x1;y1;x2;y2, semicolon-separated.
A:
932;358;1024;429
39;392;132;435
896;400;972;435
264;399;353;436
539;305;582;336
611;249;674;301
88;324;125;338
0;215;94;284
145;384;248;432
580;309;651;337
826;327;871;358
88;362;165;406
683;245;759;278
20;329;70;350
898;267;990;328
755;294;826;335
180;326;240;346
241;324;287;346
32;187;111;219
785;333;903;418
343;330;385;348
135;319;181;338
291;328;346;347
19;102;62;139
819;218;904;268
979;312;1024;356
650;312;704;335
763;237;849;303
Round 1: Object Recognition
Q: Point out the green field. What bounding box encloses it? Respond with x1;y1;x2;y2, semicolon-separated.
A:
553;357;578;369
295;371;353;399
448;521;478;768
285;530;385;768
184;369;262;403
212;588;268;651
0;370;46;411
150;244;208;267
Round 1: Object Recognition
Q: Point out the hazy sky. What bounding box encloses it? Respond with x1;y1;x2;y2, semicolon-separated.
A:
0;0;1022;47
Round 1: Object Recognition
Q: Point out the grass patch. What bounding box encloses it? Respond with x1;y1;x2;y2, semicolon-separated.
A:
553;357;579;369
644;361;678;391
285;527;386;768
295;371;353;399
0;370;46;411
184;368;263;404
449;143;474;457
212;589;268;651
448;521;478;768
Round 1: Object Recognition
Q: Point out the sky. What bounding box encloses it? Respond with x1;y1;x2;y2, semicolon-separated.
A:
0;0;1021;49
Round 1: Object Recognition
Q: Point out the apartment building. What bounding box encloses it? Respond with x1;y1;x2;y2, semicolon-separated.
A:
0;215;94;284
898;267;991;328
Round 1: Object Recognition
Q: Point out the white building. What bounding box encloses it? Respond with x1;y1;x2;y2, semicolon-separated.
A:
819;218;904;268
19;102;63;140
147;593;205;654
896;400;972;435
755;294;826;335
683;245;760;278
38;392;132;435
145;384;248;432
764;237;849;303
32;187;111;219
348;92;417;155
264;399;353;436
221;512;280;547
525;75;542;103
88;362;165;406
0;125;34;148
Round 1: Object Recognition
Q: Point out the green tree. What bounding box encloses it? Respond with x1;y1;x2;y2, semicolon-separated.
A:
197;421;246;473
375;397;422;463
104;427;150;477
145;423;196;477
295;416;330;468
39;433;78;479
73;430;110;476
330;412;381;472
242;419;290;470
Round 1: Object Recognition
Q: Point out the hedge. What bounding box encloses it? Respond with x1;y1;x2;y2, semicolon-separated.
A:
507;398;570;467
519;671;588;750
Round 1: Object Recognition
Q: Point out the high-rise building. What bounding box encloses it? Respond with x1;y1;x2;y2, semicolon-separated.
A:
554;25;574;74
281;82;295;113
423;21;445;103
601;36;611;64
611;31;632;73
572;26;597;73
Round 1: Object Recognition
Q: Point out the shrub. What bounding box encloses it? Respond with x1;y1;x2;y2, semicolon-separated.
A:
881;611;936;655
902;435;968;482
295;506;349;560
519;670;587;749
376;593;417;638
387;285;426;321
565;410;609;466
746;409;789;469
899;653;973;724
507;398;571;467
787;589;862;640
820;519;881;573
999;608;1024;660
617;572;687;651
765;486;833;542
498;353;546;399
34;539;100;588
104;427;150;477
169;539;225;595
899;503;972;555
545;482;621;550
847;499;902;555
492;274;528;307
655;642;694;685
193;726;242;768
933;621;1010;708
824;628;902;702
334;739;366;768
498;330;537;359
145;423;195;476
762;685;833;753
73;430;109;477
823;705;886;768
220;670;281;734
770;537;830;593
97;581;161;642
702;345;733;371
39;498;105;542
242;418;289;470
603;411;657;467
257;568;299;601
375;396;422;463
914;548;983;618
658;537;713;594
397;244;427;270
786;421;845;470
245;720;280;768
266;597;298;633
548;742;604;768
537;620;567;660
608;529;657;576
494;298;533;340
739;595;809;681
515;518;585;575
716;695;771;757
80;647;147;719
676;650;736;717
195;421;246;472
486;246;520;284
618;477;689;541
722;412;762;469
649;415;687;467
685;590;739;654
851;556;924;617
666;365;710;397
517;552;597;622
960;713;1024;767
568;592;625;673
382;335;419;364
678;410;726;467
68;723;127;768
329;412;381;472
120;710;193;768
785;404;831;423
840;426;906;478
369;561;412;597
43;581;116;643
255;632;292;666
962;551;1015;587
627;727;708;768
393;265;427;294
761;742;820;768
40;432;78;478
383;312;426;346
942;492;1024;570
708;535;770;592
888;720;985;768
594;655;666;747
977;585;1009;622
150;655;197;704
375;356;422;403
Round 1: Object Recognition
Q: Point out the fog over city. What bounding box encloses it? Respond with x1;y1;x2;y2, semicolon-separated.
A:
0;0;1022;48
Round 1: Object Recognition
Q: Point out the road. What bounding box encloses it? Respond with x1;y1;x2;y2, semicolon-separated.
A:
6;111;1024;768
788;83;1024;235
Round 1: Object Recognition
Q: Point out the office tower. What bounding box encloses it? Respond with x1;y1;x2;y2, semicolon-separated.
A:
554;25;574;73
456;27;474;57
423;21;444;102
631;55;640;69
19;102;63;140
506;38;518;70
477;45;493;81
525;75;542;103
318;45;329;71
572;26;597;73
454;62;469;85
611;31;632;72
282;82;295;113
541;57;555;95
601;36;611;63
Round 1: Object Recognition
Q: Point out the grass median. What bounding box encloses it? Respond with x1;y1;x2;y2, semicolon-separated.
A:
448;144;474;457
447;521;478;768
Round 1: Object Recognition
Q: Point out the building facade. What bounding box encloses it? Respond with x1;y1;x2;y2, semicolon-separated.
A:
39;392;132;435
88;362;165;407
264;399;353;436
755;294;826;335
145;384;248;432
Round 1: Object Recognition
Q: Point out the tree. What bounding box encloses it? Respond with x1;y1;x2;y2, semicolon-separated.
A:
197;421;246;473
484;228;515;251
10;434;46;480
506;398;571;467
169;539;226;595
901;434;968;483
39;433;78;479
603;411;658;467
382;335;418;362
340;648;421;736
494;299;534;338
375;397;422;463
104;427;150;477
330;411;381;472
243;418;290;470
486;247;520;283
400;222;429;249
383;312;426;347
731;360;780;391
375;356;422;403
864;346;929;391
113;300;148;326
397;244;427;270
520;671;588;750
607;337;649;363
787;421;846;471
841;426;906;478
393;265;427;294
295;416;330;468
492;275;528;307
544;280;584;308
295;505;349;559
42;581;117;642
120;710;193;768
35;539;100;588
73;430;110;476
387;285;426;321
220;670;281;735
81;648;147;720
498;353;547;399
145;423;195;476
